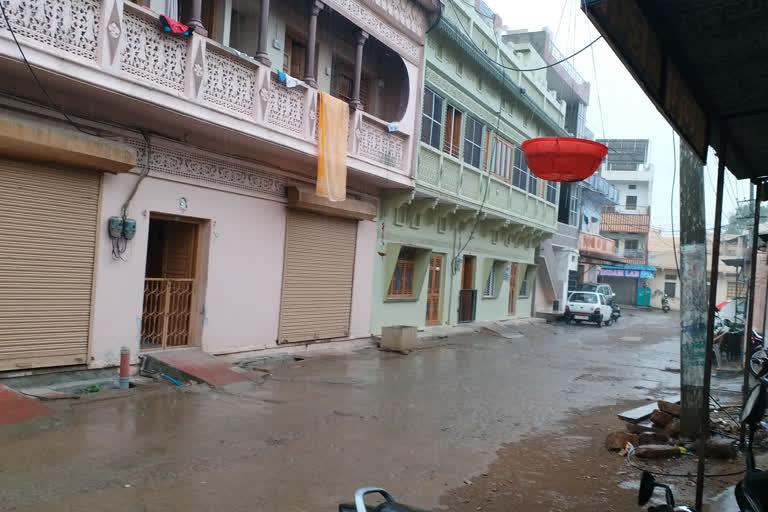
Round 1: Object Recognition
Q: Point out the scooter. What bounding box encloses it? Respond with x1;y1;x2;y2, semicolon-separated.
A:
339;488;427;512
638;360;768;512
610;302;621;323
662;294;670;313
735;362;768;511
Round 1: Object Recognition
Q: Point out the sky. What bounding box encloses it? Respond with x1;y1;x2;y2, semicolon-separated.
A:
482;0;754;235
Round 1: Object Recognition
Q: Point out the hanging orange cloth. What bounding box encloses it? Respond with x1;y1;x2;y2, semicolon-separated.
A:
317;91;349;202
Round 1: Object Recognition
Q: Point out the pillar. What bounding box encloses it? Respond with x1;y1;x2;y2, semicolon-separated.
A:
255;0;271;66
304;1;323;88
349;30;368;110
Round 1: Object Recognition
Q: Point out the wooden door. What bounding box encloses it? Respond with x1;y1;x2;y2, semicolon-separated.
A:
426;254;442;326
461;255;475;290
508;263;518;315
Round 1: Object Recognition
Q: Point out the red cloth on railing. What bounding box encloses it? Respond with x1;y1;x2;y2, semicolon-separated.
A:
159;15;192;35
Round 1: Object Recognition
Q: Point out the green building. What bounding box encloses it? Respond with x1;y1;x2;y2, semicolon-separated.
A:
370;0;571;333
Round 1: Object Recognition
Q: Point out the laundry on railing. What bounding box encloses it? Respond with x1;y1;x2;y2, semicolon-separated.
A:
277;71;300;88
317;92;349;202
159;15;193;36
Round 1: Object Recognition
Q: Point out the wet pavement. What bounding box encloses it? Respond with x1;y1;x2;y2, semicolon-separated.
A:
0;309;698;511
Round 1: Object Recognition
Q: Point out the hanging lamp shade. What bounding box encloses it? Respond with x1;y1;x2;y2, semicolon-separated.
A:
520;137;608;182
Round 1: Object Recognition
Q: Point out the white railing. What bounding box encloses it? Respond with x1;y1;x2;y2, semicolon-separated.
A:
0;0;411;178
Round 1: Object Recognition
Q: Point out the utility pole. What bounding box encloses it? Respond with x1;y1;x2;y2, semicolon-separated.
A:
678;139;709;440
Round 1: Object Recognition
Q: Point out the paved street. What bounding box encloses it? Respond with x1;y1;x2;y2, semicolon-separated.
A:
0;309;687;511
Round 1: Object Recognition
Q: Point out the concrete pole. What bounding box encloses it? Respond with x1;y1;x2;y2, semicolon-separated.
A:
678;138;709;440
694;138;726;510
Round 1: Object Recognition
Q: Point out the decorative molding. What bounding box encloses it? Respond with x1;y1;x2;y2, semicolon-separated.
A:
202;43;259;117
97;0;123;71
123;136;286;199
362;0;427;42
120;7;187;93
0;0;101;63
324;0;421;63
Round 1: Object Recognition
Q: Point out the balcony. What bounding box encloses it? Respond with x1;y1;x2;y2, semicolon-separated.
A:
416;144;558;231
579;232;616;259
0;0;420;188
600;205;651;233
582;173;619;204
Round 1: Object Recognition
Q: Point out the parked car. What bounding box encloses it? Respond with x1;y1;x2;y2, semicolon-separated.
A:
569;282;616;304
565;291;613;327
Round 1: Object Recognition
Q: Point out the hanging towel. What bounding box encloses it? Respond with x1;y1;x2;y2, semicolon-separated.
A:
160;15;192;35
317;92;349;202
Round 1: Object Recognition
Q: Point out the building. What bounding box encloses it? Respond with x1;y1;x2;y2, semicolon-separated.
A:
369;0;568;333
0;0;438;371
647;229;740;311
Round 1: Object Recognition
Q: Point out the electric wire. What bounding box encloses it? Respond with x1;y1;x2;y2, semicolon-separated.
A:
447;0;602;73
0;1;109;139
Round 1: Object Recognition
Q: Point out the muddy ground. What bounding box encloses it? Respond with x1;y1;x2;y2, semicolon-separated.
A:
0;308;759;511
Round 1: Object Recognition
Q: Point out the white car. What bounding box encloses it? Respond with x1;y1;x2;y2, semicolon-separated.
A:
565;291;613;327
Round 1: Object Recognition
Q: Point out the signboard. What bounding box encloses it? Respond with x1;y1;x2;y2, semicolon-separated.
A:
599;268;654;279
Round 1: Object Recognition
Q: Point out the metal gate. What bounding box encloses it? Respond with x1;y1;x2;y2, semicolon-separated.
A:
141;278;195;349
0;160;100;370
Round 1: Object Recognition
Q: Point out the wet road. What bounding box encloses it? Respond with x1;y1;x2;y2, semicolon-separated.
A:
0;309;682;511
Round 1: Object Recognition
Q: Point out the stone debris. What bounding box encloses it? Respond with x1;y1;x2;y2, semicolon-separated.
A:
605;432;638;451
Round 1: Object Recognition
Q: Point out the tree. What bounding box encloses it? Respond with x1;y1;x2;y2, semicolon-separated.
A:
724;203;768;234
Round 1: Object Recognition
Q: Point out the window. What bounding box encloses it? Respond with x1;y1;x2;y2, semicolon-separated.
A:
420;89;443;149
491;231;499;245
457;61;463;75
519;272;529;297
283;35;307;79
443;105;463;159
436;45;444;59
463;117;483;168
395;205;407;225
389;248;416;297
546;181;557;203
568;186;580;226
568;270;579;290
331;57;370;110
485;134;514;180
629;184;637;190
437;216;447;233
513;147;530;191
664;281;676;298
568;292;597;303
484;268;495;297
624;239;639;250
665;273;677;281
625;195;638;210
527;169;538;195
727;281;747;298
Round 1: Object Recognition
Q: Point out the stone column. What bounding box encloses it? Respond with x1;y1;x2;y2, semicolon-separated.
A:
255;0;272;66
185;0;206;36
349;30;368;110
303;0;324;87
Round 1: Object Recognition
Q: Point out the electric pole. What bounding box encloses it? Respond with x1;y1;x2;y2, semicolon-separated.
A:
678;138;709;439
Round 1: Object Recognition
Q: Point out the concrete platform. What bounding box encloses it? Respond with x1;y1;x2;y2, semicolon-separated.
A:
142;349;254;388
0;384;53;425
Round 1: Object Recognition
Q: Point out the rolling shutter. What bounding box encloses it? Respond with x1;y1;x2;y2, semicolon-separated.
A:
278;211;357;343
0;160;100;370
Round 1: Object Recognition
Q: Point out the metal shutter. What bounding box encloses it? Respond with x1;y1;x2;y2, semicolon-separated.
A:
278;211;357;343
0;160;100;370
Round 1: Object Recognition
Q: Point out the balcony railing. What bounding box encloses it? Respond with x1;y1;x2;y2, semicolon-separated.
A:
579;232;616;258
582;173;619;203
619;249;646;259
0;0;412;182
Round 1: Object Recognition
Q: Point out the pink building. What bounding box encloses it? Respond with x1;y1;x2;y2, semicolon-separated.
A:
0;0;438;371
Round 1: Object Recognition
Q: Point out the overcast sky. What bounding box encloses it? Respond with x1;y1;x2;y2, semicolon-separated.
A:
483;0;752;235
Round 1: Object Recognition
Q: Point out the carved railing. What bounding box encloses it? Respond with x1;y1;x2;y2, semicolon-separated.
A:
0;0;411;179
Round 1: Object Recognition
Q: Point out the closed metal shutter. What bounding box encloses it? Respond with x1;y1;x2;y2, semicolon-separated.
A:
0;160;100;370
278;211;357;343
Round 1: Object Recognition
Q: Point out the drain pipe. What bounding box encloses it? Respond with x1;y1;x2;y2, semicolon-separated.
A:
119;346;130;389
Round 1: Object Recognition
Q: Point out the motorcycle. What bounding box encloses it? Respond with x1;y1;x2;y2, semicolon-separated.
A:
339;488;427;512
638;358;768;512
610;302;621;323
662;294;670;314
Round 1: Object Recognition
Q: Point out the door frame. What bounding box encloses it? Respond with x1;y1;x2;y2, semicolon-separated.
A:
426;253;444;326
145;212;210;349
508;262;518;315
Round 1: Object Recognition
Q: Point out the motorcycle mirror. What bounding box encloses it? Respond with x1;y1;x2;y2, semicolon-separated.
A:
740;383;767;425
638;471;656;506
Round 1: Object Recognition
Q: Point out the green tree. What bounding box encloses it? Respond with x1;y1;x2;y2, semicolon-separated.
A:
724;203;768;234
